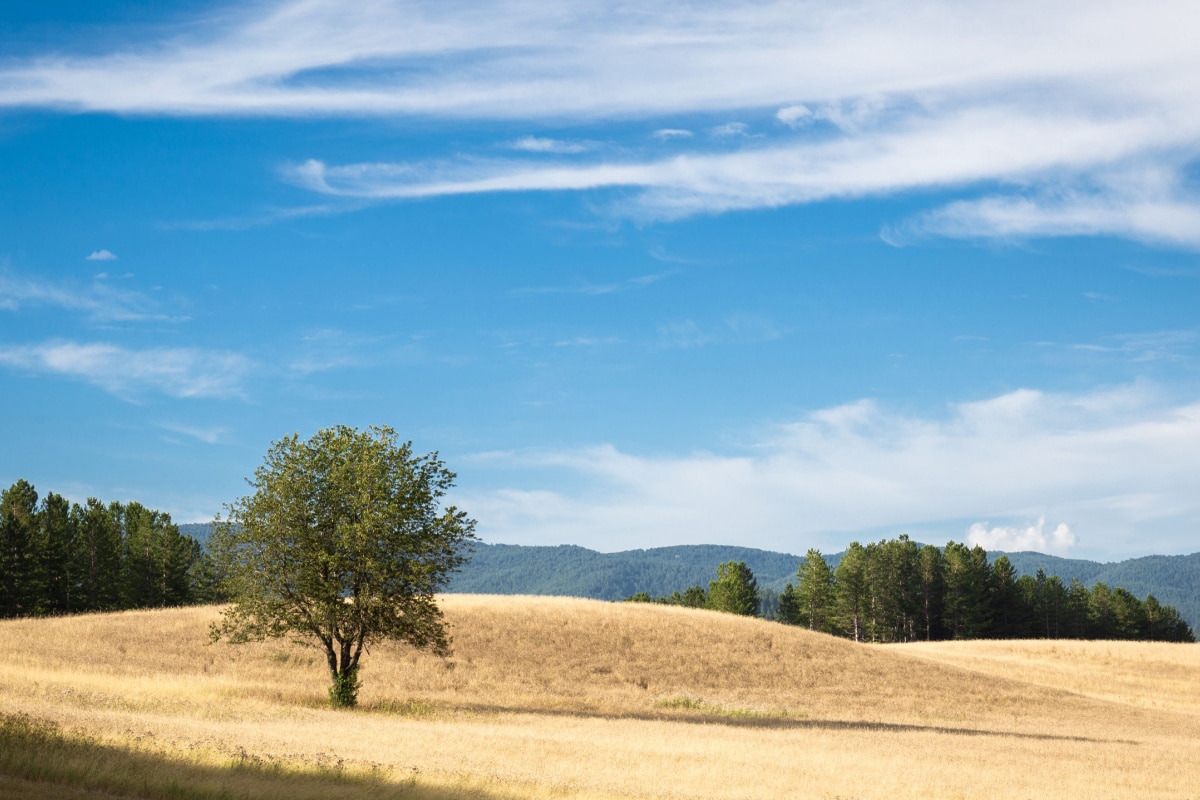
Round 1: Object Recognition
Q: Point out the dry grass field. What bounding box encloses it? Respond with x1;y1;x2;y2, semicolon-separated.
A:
1;595;1198;799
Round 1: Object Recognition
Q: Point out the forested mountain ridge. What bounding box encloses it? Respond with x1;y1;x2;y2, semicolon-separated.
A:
446;543;805;602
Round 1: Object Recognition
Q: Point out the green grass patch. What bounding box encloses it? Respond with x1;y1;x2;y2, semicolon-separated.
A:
373;698;439;718
655;696;801;720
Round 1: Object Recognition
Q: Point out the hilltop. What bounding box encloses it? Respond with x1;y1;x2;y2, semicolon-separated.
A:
1;597;1197;799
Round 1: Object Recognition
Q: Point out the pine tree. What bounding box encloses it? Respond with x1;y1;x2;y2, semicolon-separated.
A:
943;542;992;639
917;544;946;641
1063;578;1090;639
707;561;759;616
777;583;803;625
1;479;42;618
1088;582;1118;638
834;542;869;642
865;537;921;642
72;498;123;611
39;492;76;614
795;549;835;633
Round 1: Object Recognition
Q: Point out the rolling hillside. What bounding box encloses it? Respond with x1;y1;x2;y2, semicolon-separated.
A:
1;598;1197;800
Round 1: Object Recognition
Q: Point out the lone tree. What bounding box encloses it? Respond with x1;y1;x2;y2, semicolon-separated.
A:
209;425;476;708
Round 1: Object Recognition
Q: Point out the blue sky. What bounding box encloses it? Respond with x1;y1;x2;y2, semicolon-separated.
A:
2;0;1198;560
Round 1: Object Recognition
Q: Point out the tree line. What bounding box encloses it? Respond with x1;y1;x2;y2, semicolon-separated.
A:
779;536;1193;643
0;479;214;618
626;538;1194;643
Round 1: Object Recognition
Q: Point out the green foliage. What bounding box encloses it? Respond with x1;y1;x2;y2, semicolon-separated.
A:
622;585;709;608
0;480;205;619
834;542;869;642
707;561;759;616
117;501;197;609
328;667;361;708
209;425;476;708
815;538;1195;644
795;549;835;632
776;583;802;625
1;479;42;617
864;536;923;642
916;544;946;641
989;555;1022;638
625;561;766;617
943;542;993;639
624;535;1195;645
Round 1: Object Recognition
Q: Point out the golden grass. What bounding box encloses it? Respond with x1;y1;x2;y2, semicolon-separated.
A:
1;595;1198;799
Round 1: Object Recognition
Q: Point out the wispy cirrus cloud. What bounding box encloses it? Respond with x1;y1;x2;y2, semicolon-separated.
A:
0;270;177;322
711;121;751;137
2;0;1190;122
3;0;1200;244
458;384;1200;557
656;314;782;349
652;129;693;140
884;166;1200;249
286;97;1200;228
155;420;229;444
508;136;593;154
0;340;252;399
512;272;672;297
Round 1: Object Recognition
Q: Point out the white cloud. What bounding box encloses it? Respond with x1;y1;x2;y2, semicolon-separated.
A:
776;104;813;128
967;517;1078;554
656;315;781;349
886;167;1200;248
509;136;591;154
512;272;672;297
712;121;750;137
285;99;1200;227
0;340;252;399
553;336;622;347
0;270;173;322
652;128;693;140
656;320;716;349
4;0;1200;244
457;384;1200;558
155;421;228;444
86;249;118;261
5;0;1192;122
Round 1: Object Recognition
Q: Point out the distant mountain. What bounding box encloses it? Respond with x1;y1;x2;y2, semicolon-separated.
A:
175;523;1199;629
448;543;805;600
178;523;213;544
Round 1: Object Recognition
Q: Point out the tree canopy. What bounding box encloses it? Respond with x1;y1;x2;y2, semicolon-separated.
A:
209;425;476;707
0;479;207;618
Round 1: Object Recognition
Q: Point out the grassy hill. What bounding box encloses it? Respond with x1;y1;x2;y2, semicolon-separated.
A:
1;598;1198;799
